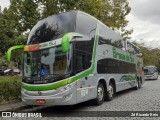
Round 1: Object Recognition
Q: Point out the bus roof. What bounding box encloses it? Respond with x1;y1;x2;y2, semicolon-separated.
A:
27;10;123;45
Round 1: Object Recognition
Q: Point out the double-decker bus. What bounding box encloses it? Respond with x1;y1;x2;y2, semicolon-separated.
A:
7;10;144;106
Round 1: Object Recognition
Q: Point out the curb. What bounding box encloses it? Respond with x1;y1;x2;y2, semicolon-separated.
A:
0;102;49;112
1;104;33;112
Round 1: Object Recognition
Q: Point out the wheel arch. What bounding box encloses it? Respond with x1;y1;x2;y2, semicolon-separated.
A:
98;78;107;95
109;78;116;93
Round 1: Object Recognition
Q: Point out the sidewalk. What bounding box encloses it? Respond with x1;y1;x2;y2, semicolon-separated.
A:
0;101;31;111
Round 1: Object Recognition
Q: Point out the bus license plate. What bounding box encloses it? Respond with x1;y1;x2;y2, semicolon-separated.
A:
36;99;46;104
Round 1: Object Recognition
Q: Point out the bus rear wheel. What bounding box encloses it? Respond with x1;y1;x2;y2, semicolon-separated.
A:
105;82;114;101
93;82;104;106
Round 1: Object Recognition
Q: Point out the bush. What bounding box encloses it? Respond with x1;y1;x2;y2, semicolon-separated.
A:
0;76;22;102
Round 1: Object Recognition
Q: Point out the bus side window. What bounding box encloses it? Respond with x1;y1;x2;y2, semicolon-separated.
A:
76;54;85;73
122;40;126;51
127;42;135;54
26;53;31;64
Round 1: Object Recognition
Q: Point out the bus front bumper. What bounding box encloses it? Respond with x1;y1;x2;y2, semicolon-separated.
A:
21;83;77;105
144;74;158;80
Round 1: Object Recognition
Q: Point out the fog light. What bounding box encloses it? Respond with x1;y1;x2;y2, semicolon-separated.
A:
63;93;72;101
57;82;75;93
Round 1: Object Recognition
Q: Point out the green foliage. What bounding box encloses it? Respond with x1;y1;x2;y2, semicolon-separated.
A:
0;0;132;68
8;0;41;33
0;8;14;54
0;76;21;102
38;0;132;37
136;44;160;67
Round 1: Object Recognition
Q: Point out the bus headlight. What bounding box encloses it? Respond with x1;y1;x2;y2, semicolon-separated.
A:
57;82;75;93
63;93;72;101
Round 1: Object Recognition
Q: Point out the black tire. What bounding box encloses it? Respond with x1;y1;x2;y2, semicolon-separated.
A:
105;82;114;101
92;82;104;106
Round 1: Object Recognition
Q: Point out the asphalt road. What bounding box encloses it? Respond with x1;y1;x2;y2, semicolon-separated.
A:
2;76;160;120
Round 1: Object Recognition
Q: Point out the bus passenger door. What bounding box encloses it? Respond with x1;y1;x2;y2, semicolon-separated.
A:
75;51;94;103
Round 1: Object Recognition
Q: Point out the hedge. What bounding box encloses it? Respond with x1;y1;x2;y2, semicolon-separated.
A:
0;76;22;103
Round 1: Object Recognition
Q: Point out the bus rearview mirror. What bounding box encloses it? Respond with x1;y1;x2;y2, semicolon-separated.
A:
61;33;91;53
62;34;70;53
6;45;24;62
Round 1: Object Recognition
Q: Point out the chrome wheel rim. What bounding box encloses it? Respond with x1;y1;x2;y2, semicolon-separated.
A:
98;86;104;101
109;85;113;98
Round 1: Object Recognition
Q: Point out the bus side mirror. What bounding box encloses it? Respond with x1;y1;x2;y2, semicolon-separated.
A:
61;32;86;53
61;32;90;53
62;34;70;53
6;45;24;62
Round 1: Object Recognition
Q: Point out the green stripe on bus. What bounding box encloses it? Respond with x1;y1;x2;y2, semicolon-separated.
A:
7;45;24;62
22;79;68;91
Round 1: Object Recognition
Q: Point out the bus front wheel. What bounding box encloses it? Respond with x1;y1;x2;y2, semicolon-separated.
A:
93;82;104;106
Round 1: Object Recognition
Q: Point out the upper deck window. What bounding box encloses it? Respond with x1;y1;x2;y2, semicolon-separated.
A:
27;11;77;44
98;24;123;49
76;13;97;37
127;42;141;55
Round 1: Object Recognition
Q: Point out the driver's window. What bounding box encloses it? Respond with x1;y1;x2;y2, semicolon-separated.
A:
76;53;85;73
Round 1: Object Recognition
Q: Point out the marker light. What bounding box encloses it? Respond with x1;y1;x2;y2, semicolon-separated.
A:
24;44;40;52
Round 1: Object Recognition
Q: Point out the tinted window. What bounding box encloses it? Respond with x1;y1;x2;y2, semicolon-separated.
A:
132;44;141;54
97;58;136;74
76;13;97;37
98;24;123;48
127;42;140;55
75;13;97;70
144;67;157;74
27;11;77;44
75;51;86;73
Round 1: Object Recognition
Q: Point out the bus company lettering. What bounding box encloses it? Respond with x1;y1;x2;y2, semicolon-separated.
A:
112;47;134;62
41;41;56;48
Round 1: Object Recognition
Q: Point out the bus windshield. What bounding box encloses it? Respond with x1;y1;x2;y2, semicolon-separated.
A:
27;11;76;44
144;67;156;75
23;45;72;84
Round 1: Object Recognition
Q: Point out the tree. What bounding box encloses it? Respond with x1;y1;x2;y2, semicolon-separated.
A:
138;44;160;66
38;0;132;37
0;0;132;68
8;0;41;33
0;8;15;54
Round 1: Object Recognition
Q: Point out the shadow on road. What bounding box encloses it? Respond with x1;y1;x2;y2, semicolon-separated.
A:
145;79;158;81
32;87;140;116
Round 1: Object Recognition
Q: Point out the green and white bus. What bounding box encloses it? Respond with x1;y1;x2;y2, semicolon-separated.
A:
7;10;144;106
